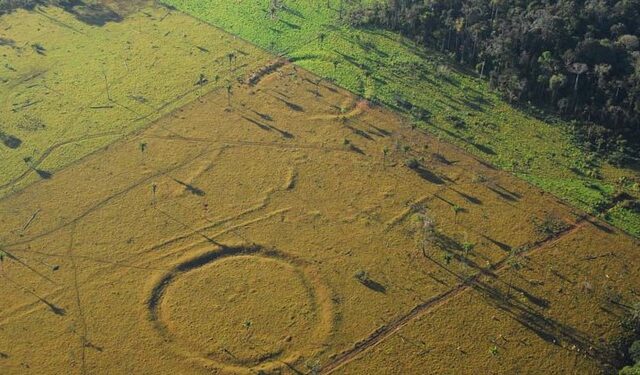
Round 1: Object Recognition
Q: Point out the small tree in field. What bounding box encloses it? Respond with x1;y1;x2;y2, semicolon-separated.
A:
382;146;389;167
268;0;283;20
0;248;5;273
462;242;475;258
415;209;436;257
226;83;233;108
451;204;463;223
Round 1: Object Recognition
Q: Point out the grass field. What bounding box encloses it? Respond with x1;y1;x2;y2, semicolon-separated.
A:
162;0;640;237
0;0;268;198
2;55;638;373
1;2;639;375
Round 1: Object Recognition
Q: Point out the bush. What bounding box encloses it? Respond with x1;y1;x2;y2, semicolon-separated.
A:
630;340;640;364
620;364;640;375
615;305;640;373
532;214;569;238
354;270;369;284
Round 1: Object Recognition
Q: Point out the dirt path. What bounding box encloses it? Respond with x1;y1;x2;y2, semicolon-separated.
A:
319;218;588;374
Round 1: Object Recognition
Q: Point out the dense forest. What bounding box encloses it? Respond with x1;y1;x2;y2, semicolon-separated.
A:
347;0;640;162
0;0;42;12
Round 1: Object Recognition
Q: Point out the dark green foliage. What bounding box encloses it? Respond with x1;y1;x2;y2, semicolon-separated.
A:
1;1;123;26
348;0;640;155
630;340;640;363
619;364;640;375
0;0;64;13
0;0;39;13
612;303;640;373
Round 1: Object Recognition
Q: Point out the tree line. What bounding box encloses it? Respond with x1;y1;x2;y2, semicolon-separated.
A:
346;0;640;162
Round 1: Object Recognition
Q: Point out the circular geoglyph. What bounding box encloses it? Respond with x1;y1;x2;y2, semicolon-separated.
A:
146;246;333;372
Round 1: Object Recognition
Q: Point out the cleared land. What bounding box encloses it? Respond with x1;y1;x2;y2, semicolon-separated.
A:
0;2;639;375
0;0;268;197
164;0;640;237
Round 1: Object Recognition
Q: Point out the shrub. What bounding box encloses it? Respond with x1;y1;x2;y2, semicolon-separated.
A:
619;364;640;375
614;303;640;372
532;214;569;238
630;340;640;364
354;270;369;284
462;242;475;255
472;174;487;183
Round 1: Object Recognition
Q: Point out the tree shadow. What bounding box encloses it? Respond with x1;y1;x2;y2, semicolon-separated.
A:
588;219;614;234
0;131;22;149
171;178;205;197
273;96;304;112
473;142;496;155
346;125;373;140
347;143;365;155
481;234;513;252
452;189;483;205
431;153;454;165
241;115;272;131
368;125;391;137
495;183;522;199
413;166;445;185
59;1;123;26
282;6;304;19
511;284;551;309
251;110;273;122
269;126;294;139
359;278;387;293
279;19;301;30
425;250;618;369
461;99;484;112
35;169;52;179
320;83;338;93
242;115;293;138
45;300;66;316
472;277;617;367
487;185;520;202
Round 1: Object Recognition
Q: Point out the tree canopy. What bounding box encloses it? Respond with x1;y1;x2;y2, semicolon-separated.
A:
348;0;640;161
